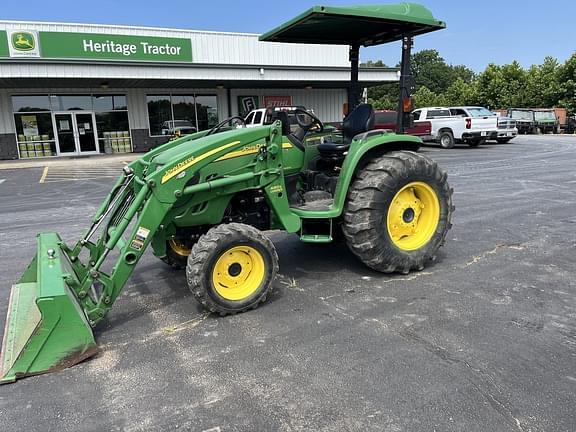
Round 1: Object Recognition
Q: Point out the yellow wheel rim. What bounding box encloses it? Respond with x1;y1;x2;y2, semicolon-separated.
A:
386;182;440;251
212;245;266;301
168;238;191;257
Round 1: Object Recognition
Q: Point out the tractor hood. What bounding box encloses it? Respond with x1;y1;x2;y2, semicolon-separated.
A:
259;3;445;46
151;126;271;169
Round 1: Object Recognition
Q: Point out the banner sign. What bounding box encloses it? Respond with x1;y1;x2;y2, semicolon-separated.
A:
0;31;9;57
263;96;292;108
238;96;259;116
0;30;192;62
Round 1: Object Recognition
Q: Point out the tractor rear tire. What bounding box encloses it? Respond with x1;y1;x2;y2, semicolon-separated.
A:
161;238;193;269
342;151;453;274
186;223;278;316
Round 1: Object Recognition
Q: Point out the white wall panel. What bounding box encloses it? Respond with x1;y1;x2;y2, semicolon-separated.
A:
0;21;349;67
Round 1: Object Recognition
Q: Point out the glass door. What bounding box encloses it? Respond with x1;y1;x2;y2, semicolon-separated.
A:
54;113;76;154
75;112;98;153
53;111;100;155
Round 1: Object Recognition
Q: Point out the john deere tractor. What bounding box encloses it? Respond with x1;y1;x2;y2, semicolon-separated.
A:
0;3;453;383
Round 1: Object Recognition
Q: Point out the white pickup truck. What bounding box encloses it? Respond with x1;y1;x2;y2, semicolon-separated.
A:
413;106;498;148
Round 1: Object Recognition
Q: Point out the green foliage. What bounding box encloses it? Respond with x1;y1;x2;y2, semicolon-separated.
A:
366;49;576;113
557;53;576;113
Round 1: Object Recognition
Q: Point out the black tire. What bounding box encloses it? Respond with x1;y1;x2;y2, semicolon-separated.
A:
186;223;278;316
342;151;453;274
161;238;193;269
496;138;512;144
439;130;455;149
468;138;485;147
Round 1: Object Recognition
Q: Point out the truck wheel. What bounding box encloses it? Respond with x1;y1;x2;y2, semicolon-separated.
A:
161;238;193;269
342;151;453;273
439;131;455;149
187;223;279;316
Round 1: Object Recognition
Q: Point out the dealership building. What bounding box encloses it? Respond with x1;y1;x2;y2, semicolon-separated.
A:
0;21;397;160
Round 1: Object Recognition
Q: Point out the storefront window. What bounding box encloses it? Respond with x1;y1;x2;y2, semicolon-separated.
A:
11;93;131;158
12;95;51;112
93;95;127;112
13;112;57;158
147;94;218;136
147;95;172;136
195;95;219;131
50;95;93;111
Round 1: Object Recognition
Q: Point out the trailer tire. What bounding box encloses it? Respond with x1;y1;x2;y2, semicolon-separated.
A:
187;223;278;316
439;130;455;149
342;151;453;274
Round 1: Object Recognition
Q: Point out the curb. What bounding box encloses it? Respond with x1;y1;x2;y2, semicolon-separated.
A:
0;153;141;170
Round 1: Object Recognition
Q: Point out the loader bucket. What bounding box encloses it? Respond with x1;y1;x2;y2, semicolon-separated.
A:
0;233;97;384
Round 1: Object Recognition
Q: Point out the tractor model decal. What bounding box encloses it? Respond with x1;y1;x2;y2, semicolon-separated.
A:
161;141;240;184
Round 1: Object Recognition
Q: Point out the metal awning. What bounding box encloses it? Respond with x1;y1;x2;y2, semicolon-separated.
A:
259;3;445;47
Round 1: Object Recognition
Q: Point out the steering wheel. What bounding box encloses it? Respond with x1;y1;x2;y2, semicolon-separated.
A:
294;108;324;133
206;116;246;136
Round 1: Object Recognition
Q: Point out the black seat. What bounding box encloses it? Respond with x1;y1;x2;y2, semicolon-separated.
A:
318;104;375;157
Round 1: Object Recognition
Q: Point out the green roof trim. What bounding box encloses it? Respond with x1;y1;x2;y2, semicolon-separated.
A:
260;3;445;46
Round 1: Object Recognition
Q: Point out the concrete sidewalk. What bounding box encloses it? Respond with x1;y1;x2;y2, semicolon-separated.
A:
0;153;141;170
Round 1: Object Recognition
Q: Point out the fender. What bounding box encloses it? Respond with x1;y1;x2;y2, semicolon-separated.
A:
292;132;422;219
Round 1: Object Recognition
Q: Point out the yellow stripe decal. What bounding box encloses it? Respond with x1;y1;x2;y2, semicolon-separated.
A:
214;142;294;163
161;141;240;184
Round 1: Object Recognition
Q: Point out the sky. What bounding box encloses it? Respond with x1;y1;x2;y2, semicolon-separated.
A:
1;0;575;72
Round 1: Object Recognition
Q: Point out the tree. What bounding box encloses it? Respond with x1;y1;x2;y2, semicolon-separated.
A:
413;86;445;108
443;77;477;106
475;61;527;109
524;57;563;108
558;53;576;113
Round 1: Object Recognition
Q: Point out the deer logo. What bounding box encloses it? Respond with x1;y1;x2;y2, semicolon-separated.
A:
12;32;35;51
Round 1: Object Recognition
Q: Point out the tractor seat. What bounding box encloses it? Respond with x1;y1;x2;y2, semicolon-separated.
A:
318;104;375;157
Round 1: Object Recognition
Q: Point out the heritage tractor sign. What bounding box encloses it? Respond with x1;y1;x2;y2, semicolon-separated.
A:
0;30;192;62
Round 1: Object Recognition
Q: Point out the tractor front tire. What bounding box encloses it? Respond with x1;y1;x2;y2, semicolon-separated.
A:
186;223;278;316
343;151;453;274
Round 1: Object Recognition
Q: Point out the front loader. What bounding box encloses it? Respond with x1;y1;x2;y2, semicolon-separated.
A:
1;3;453;383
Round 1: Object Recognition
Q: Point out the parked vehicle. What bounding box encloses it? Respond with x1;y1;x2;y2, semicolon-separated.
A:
493;117;518;143
373;110;433;139
161;120;197;136
414;106;497;148
507;108;535;134
533;109;559;134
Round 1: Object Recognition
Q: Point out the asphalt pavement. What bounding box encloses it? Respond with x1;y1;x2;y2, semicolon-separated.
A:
0;135;575;432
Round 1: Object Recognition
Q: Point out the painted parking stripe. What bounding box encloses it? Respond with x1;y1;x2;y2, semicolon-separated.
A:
39;167;49;184
0;179;5;185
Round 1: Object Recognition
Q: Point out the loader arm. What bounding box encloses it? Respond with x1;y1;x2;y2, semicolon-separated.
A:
1;121;289;383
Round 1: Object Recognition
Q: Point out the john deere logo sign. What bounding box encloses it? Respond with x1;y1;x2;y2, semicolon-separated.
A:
12;32;35;51
8;30;40;57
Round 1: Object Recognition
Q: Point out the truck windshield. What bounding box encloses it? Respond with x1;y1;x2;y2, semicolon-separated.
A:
534;111;556;121
467;107;495;117
510;110;533;121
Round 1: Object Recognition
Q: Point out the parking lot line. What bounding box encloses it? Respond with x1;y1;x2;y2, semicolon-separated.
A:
39;167;49;184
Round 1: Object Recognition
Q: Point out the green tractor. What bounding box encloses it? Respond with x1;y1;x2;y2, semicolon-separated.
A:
0;3;453;383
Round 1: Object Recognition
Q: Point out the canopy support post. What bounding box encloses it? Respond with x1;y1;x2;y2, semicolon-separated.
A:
347;44;361;114
396;35;415;133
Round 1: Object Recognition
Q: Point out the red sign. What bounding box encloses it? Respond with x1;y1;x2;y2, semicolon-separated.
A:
263;95;292;108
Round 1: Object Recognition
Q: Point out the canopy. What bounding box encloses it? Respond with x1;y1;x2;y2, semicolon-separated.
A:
259;3;445;46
